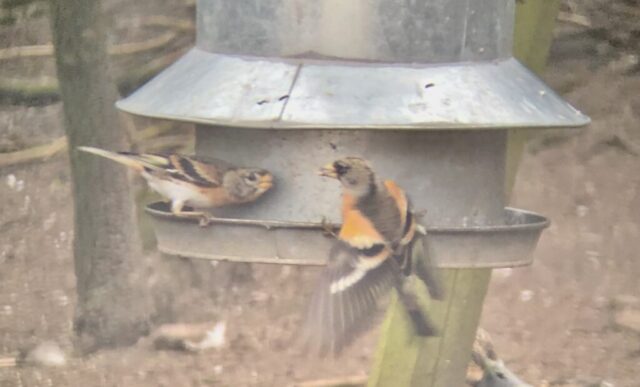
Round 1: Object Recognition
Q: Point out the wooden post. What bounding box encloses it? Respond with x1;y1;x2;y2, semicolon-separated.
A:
368;2;561;386
506;0;563;195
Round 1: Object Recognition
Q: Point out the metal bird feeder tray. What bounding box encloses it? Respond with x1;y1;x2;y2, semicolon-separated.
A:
117;0;589;269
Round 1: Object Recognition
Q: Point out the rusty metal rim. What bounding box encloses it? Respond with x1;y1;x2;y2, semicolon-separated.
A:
145;202;550;233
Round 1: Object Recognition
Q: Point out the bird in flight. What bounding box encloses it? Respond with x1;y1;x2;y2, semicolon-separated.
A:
302;157;443;355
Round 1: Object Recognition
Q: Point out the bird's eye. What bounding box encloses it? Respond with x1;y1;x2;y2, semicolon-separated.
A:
246;172;258;182
333;161;350;176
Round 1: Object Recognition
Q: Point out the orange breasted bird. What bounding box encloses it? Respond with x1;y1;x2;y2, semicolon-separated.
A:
302;157;443;354
77;147;274;225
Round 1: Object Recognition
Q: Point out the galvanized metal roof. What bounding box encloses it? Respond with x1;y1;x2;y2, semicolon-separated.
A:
117;48;589;129
196;0;515;63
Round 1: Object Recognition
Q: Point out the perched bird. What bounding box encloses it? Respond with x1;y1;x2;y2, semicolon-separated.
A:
77;147;274;225
302;157;443;354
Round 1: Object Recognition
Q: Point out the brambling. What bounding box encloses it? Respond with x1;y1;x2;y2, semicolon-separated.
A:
77;147;273;225
302;157;443;354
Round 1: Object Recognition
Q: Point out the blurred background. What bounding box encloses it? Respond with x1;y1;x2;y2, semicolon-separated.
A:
0;0;639;386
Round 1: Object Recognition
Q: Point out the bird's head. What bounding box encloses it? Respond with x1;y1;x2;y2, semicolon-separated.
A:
319;157;376;198
224;168;274;203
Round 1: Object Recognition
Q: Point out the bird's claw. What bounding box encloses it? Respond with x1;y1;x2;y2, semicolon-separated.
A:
198;214;212;227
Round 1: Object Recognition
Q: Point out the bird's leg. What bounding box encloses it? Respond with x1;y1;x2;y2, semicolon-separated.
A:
170;200;186;217
320;217;338;238
170;200;212;227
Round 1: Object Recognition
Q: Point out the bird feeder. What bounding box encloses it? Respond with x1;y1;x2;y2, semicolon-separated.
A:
117;0;589;385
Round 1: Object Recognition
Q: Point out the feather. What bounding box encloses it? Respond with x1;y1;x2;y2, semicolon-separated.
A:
78;147;222;188
168;155;222;187
387;258;438;337
303;242;395;355
411;237;444;300
77;147;166;172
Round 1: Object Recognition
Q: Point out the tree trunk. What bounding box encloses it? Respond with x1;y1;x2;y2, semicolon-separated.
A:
50;0;151;352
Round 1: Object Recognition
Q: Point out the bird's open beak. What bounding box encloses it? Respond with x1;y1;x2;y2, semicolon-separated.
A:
318;163;338;179
258;174;274;190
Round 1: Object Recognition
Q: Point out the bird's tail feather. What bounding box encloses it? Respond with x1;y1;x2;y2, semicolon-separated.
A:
412;237;445;301
392;274;438;337
396;287;438;337
387;255;438;337
77;146;167;172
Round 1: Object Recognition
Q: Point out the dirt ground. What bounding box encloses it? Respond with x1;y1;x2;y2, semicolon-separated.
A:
1;2;639;387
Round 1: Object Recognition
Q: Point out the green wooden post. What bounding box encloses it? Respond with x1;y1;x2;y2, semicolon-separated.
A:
368;2;561;386
506;0;562;195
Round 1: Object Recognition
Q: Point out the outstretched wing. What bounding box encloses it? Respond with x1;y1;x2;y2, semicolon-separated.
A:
302;241;395;355
302;240;438;355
